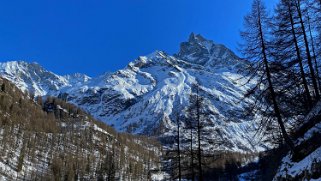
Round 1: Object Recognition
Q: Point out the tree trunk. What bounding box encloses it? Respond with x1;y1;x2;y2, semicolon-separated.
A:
176;115;182;181
190;127;195;181
296;0;320;100
307;12;321;92
196;88;203;181
287;1;313;108
258;8;296;153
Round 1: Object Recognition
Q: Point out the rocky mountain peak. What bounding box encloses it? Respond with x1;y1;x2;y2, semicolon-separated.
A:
176;33;242;69
188;32;208;43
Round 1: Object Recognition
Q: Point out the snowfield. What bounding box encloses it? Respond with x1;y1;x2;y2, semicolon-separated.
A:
274;101;321;180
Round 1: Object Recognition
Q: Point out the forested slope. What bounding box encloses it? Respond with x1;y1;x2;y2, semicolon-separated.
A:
0;77;162;180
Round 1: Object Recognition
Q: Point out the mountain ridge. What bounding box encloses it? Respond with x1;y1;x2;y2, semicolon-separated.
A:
0;34;265;152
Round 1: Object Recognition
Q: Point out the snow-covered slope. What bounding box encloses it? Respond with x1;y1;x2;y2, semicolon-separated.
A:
0;77;161;180
0;34;264;152
274;102;321;180
0;61;90;96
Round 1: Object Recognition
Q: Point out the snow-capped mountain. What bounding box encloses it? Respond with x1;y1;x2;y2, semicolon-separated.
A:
0;61;90;96
0;34;263;152
63;73;91;86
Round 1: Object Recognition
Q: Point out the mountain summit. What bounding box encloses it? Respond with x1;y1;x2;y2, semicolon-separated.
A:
176;33;243;69
0;34;263;152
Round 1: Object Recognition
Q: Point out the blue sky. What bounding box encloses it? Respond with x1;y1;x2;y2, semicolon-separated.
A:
0;0;277;76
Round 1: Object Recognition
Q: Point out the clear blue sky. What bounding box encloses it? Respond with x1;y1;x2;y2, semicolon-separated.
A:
0;0;277;77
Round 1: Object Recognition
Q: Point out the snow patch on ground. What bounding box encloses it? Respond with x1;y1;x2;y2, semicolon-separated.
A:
275;146;321;179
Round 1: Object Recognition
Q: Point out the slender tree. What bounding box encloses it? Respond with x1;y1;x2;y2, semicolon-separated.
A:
176;113;182;181
305;3;321;91
272;0;313;109
195;87;203;181
186;84;204;181
295;0;320;100
185;114;195;181
240;0;296;152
